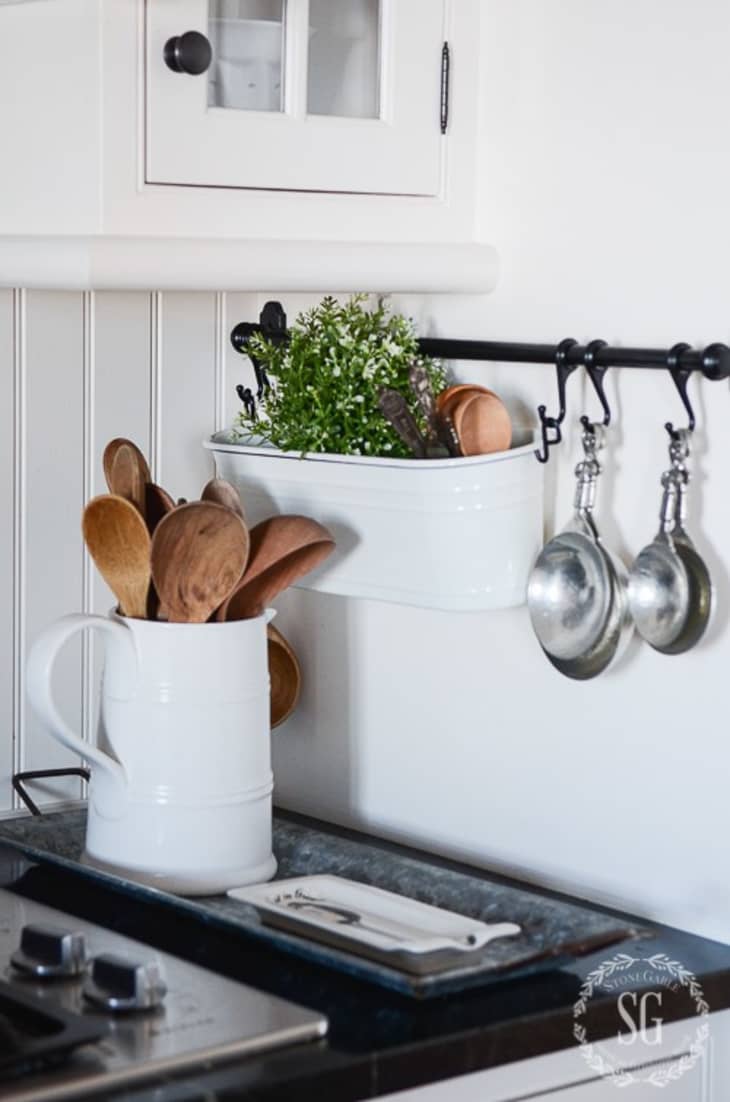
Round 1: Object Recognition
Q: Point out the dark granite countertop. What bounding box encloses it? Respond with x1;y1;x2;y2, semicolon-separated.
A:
1;808;729;1101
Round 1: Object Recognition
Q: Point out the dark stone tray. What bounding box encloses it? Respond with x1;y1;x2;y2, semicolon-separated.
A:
0;809;643;998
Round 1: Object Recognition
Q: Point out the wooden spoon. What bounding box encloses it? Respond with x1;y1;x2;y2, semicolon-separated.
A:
83;494;151;619
453;392;512;456
201;478;246;522
268;624;301;729
218;515;335;621
141;483;175;619
102;438;127;489
105;439;150;516
104;438;151;489
151;502;250;624
144;482;176;535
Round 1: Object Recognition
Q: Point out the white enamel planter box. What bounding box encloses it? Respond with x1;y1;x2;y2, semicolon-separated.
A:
205;434;544;612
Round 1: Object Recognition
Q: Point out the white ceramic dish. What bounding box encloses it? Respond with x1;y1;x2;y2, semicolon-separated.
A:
228;875;521;976
205;432;544;611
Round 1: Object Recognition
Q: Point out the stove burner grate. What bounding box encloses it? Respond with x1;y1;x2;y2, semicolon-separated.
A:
0;980;108;1079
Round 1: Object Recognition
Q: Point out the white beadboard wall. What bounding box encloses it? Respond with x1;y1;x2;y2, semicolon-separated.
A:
0;289;258;813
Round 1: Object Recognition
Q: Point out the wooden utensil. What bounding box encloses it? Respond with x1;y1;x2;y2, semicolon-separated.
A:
82;494;151;619
142;482;176;619
102;438;127;489
434;385;499;457
218;515;335;621
104;439;151;516
435;383;496;421
144;482;176;535
452;392;512;456
201;478;246;522
267;624;301;728
408;365;449;458
377;389;427;458
151;502;250;623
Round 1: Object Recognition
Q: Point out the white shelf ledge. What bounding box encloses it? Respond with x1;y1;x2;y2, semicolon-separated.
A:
0;236;499;293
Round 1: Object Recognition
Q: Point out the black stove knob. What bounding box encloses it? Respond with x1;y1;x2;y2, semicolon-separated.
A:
83;953;167;1013
11;923;86;979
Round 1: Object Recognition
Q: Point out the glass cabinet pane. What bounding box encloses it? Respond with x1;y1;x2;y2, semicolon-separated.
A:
307;0;381;119
208;0;285;113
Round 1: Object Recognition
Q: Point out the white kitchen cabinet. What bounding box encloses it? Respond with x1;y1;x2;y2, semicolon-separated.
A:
0;0;495;292
148;0;444;196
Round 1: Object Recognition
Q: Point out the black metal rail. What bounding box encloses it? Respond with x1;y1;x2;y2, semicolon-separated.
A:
230;302;730;463
416;337;730;378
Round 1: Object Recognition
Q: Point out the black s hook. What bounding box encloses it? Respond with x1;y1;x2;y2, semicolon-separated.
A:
582;339;611;427
665;342;695;440
535;338;578;463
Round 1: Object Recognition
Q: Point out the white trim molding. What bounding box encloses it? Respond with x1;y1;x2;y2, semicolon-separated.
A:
0;237;499;294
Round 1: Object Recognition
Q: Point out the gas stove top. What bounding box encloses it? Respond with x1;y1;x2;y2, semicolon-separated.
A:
0;847;327;1101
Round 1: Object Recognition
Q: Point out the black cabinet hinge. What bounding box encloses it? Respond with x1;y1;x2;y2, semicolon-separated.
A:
440;42;450;134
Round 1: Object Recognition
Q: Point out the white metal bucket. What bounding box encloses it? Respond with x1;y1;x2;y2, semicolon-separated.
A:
205;435;544;612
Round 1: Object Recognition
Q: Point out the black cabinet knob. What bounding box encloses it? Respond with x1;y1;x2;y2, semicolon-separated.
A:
164;31;212;76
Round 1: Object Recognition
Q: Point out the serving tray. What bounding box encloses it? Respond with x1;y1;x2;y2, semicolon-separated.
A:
230;875;521;975
0;809;644;999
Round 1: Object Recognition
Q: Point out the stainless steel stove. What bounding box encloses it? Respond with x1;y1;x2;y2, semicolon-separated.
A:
0;850;327;1101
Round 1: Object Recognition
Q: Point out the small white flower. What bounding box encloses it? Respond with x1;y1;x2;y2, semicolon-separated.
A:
354;395;365;403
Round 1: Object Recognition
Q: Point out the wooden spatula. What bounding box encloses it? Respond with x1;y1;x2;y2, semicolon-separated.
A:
151;502;250;623
83;494;151;618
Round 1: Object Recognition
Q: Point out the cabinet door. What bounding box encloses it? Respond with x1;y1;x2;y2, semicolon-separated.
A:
146;0;445;196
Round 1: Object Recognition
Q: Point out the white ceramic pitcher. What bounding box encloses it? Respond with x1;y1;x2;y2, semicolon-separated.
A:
26;611;278;896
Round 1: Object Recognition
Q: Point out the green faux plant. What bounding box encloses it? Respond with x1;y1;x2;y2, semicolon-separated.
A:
234;295;446;458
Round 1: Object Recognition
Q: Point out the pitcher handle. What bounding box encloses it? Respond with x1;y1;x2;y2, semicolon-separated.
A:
26;614;135;784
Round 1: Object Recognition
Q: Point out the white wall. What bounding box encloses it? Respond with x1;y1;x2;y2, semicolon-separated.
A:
270;0;730;944
2;0;729;943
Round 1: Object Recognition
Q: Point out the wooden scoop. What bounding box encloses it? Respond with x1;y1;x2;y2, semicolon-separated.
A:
151;502;250;623
104;439;151;516
83;494;151;618
452;392;512;456
218;515;335;621
201;478;246;522
268;624;301;729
